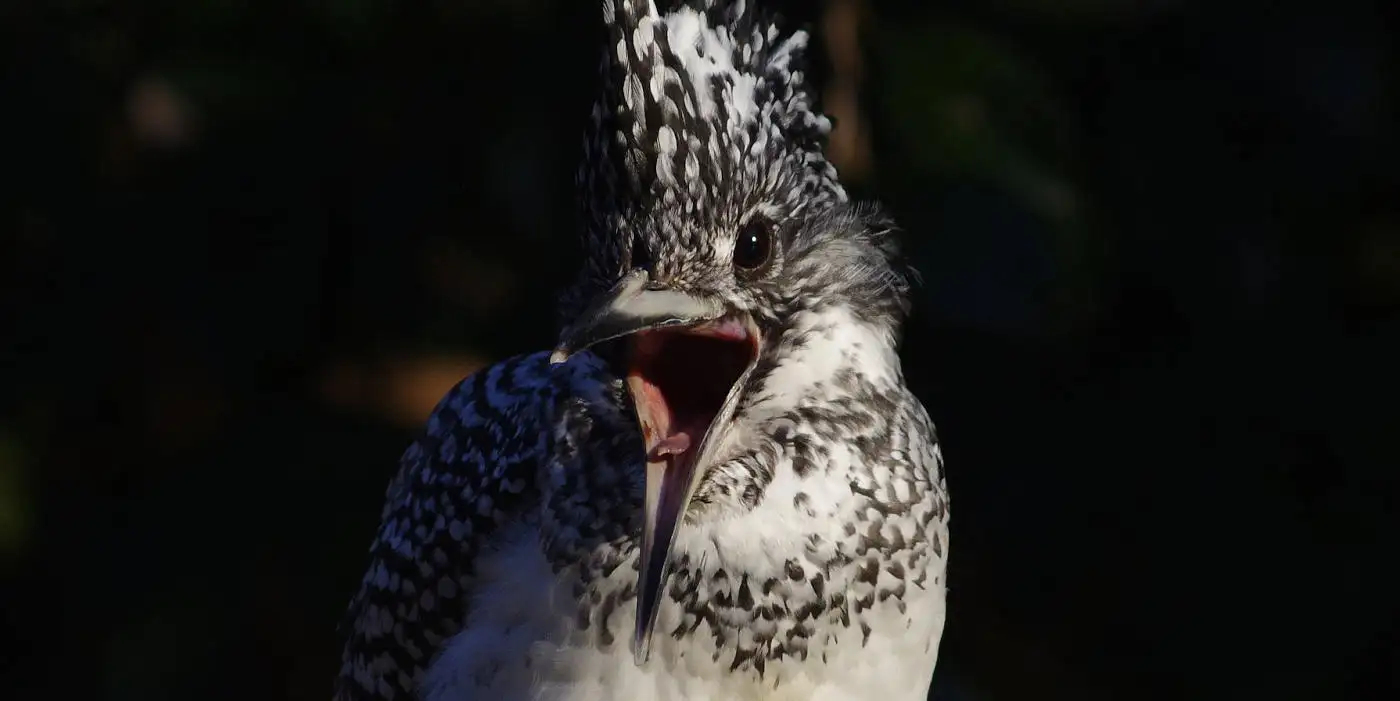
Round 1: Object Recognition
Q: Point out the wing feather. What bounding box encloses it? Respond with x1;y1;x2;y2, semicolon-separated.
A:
334;352;555;701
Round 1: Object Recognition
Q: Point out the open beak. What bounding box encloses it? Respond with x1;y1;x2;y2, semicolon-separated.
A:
551;269;761;665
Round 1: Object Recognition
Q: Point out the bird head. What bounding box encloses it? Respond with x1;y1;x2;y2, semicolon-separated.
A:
550;0;913;666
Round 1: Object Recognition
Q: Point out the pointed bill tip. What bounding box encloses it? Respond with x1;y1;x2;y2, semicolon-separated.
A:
632;631;652;667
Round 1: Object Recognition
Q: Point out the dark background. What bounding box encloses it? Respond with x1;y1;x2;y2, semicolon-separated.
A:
3;0;1397;699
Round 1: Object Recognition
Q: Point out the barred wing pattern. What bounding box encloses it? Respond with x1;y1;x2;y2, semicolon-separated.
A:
334;353;559;701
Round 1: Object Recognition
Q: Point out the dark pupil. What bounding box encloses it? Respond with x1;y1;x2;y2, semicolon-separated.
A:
733;220;772;270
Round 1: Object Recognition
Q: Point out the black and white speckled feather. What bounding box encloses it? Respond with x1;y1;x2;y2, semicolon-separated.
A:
335;2;948;700
563;0;855;327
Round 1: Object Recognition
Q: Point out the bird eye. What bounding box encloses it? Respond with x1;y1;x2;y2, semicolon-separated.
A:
732;218;774;271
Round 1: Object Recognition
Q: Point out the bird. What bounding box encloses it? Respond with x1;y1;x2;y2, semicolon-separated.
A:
333;1;949;700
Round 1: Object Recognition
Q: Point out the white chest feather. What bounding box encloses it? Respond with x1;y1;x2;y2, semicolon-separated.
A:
423;521;945;701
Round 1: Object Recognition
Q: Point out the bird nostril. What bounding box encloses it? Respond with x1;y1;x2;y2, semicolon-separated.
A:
631;232;653;273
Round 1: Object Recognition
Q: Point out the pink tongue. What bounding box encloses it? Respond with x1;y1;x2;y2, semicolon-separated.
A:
648;432;692;461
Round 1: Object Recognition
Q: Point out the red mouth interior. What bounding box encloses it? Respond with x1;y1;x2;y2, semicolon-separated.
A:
627;329;754;464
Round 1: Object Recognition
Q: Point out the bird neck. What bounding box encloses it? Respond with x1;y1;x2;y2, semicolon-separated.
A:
684;304;907;515
748;304;906;417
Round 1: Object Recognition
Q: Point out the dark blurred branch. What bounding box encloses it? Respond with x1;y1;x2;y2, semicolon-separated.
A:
319;353;490;429
822;0;872;181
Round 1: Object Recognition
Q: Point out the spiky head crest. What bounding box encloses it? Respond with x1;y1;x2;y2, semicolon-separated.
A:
562;0;912;333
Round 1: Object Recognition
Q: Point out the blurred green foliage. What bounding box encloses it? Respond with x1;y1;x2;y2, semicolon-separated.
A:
0;432;30;557
878;19;1078;209
871;14;1100;336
